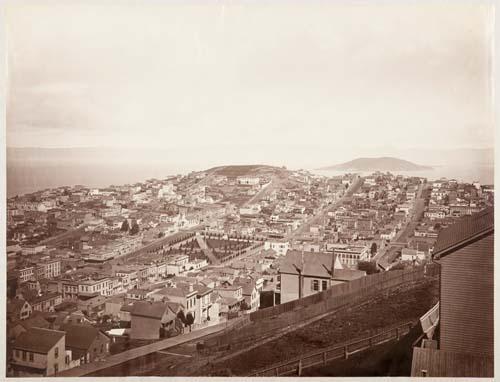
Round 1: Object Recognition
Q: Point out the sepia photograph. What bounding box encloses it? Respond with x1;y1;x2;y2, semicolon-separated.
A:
1;0;495;379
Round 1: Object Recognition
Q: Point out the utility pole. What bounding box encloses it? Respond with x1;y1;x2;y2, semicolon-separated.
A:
292;263;303;299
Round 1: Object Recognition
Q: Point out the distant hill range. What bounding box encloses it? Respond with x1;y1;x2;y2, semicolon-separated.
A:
318;157;433;172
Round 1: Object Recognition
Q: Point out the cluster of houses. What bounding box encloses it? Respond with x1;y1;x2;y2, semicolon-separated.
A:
7;256;268;377
6;167;494;377
415;178;493;239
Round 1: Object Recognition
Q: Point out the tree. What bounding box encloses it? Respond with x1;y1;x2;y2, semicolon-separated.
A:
185;312;195;332
370;242;377;255
177;310;186;324
158;232;165;238
389;262;406;271
358;261;379;275
433;223;442;231
443;194;450;206
121;220;129;232
240;300;251;311
130;222;140;235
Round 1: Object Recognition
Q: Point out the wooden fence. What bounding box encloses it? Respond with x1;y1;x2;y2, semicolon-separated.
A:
250;263;439;322
203;264;438;350
249;321;414;376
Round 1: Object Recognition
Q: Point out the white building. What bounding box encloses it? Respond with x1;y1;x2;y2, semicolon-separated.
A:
264;240;289;256
401;248;426;262
326;243;371;269
237;177;260;186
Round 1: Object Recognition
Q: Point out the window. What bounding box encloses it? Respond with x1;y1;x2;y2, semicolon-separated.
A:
54;347;59;358
22;351;26;360
29;352;34;362
312;280;319;291
15;350;19;358
322;280;328;291
54;363;59;374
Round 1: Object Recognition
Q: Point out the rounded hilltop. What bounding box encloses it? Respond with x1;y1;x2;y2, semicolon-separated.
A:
317;157;433;172
204;165;290;178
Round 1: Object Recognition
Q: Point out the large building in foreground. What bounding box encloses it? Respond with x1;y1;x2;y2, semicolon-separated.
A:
411;207;494;378
279;250;366;303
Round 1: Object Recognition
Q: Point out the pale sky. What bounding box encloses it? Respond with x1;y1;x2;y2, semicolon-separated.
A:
5;2;494;154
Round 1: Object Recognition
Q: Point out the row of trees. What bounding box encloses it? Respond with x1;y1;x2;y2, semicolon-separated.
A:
120;220;140;235
202;232;266;242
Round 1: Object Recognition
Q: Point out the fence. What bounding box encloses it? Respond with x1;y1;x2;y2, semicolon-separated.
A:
249;321;414;376
250;263;438;321
203;264;438;349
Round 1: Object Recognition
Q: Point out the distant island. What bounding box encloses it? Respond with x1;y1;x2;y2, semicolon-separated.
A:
317;157;433;172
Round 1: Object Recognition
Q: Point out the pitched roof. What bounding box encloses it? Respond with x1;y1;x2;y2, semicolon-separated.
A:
165;301;184;313
7;299;29;314
280;250;365;280
220;297;240;306
233;277;257;295
62;324;104;350
18;315;50;331
120;302;135;312
155;286;192;298
433;207;494;259
13;327;65;354
26;292;62;305
130;301;169;319
194;284;212;296
280;250;337;278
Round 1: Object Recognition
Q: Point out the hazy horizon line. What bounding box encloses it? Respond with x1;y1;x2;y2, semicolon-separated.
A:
6;145;496;151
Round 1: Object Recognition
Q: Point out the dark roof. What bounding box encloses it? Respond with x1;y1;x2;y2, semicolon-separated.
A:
26;292;62;305
18;315;50;330
165;301;183;313
7;299;29;314
130;301;169;319
433;207;494;259
280;250;338;278
13;328;65;354
62;324;105;350
280;250;365;280
120;302;135;312
194;284;212;296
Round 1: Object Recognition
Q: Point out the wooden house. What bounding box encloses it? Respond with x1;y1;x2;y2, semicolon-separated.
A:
411;207;494;377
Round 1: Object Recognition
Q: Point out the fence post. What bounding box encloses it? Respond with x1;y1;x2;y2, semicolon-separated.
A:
369;337;372;347
297;359;302;376
323;351;327;364
396;327;399;340
344;346;348;359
